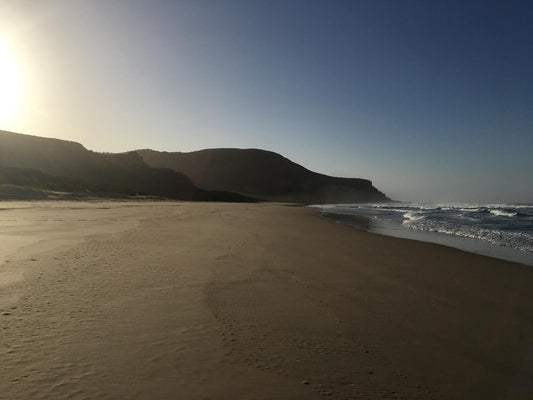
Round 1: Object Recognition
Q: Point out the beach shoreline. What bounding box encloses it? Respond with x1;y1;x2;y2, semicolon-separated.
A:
1;201;532;399
314;205;533;267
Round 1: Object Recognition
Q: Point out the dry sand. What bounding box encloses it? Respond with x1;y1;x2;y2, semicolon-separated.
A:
1;201;532;399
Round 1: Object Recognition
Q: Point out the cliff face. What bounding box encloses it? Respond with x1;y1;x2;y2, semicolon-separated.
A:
137;148;390;204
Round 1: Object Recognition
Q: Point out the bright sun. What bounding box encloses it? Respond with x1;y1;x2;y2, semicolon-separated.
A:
0;40;21;128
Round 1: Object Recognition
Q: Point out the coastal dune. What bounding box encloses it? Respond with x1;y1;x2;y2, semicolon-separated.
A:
1;202;532;399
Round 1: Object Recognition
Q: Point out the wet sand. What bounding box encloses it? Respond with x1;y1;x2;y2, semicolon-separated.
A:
1;201;532;399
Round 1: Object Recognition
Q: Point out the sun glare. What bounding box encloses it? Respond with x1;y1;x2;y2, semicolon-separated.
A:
0;40;21;128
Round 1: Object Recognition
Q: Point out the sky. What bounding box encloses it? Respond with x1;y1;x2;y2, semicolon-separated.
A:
0;0;531;203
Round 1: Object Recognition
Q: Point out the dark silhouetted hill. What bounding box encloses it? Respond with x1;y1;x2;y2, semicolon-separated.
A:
0;130;254;202
137;148;389;204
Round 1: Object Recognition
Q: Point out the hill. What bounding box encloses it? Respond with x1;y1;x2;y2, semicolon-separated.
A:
0;131;253;202
137;148;389;204
0;131;389;203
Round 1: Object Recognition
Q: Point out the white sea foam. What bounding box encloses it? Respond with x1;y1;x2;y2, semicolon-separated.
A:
402;212;424;223
489;209;517;217
311;202;533;259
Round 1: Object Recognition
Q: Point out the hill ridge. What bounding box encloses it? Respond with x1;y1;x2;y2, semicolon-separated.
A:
136;148;388;204
0;130;388;203
0;131;253;202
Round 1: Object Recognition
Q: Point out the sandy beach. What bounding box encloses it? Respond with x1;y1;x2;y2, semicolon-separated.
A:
1;201;532;399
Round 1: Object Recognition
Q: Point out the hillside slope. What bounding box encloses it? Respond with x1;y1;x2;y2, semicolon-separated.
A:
0;131;253;202
137;148;389;204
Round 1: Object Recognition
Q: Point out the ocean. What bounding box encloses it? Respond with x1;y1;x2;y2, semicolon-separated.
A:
310;203;533;266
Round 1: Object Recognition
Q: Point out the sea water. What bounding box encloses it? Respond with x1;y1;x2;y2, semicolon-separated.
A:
310;203;533;266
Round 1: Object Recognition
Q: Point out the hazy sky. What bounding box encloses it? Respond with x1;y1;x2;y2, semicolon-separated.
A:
0;0;531;202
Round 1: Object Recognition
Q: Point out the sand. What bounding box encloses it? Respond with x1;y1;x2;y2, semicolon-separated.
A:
1;201;532;399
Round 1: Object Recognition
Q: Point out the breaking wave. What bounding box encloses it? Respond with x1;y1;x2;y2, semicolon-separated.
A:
311;202;533;256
